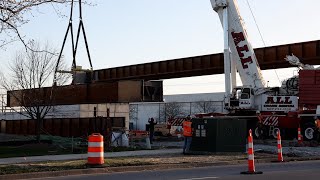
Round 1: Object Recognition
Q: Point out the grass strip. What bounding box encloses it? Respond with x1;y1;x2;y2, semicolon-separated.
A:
0;158;156;175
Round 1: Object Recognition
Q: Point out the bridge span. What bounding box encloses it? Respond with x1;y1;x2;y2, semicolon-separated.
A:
94;40;320;82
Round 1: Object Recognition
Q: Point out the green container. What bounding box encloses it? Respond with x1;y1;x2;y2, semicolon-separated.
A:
190;117;247;152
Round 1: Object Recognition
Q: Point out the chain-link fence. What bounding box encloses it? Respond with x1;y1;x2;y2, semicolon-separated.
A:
130;101;224;130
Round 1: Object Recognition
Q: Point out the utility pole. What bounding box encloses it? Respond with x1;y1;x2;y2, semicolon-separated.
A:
1;94;4;113
0;88;6;113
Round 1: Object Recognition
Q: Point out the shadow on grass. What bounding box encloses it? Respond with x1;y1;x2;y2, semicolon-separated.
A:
0;140;152;159
0;159;155;175
0;144;85;158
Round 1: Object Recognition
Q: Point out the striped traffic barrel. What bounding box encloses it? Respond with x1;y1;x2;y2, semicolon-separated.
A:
88;133;104;165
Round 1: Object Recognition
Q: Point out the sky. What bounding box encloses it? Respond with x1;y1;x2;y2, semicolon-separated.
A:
1;0;320;95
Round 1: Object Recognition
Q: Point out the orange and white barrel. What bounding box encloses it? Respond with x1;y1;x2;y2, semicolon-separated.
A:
277;130;283;162
88;133;104;165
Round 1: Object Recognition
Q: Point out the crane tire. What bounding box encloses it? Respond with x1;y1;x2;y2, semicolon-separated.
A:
254;124;267;139
303;122;317;141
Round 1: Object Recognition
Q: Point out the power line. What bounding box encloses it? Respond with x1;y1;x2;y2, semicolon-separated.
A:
245;0;281;85
245;0;266;47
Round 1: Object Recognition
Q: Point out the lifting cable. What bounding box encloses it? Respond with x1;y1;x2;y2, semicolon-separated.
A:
245;0;281;85
74;0;93;69
53;0;75;86
245;0;266;47
53;0;93;86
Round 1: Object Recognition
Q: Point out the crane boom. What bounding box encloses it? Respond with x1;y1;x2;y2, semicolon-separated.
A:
210;0;266;94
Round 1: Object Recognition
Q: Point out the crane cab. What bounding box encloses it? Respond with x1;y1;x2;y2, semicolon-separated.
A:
228;87;255;110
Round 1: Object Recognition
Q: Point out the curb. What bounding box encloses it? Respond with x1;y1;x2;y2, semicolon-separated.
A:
0;163;234;180
1;156;320;179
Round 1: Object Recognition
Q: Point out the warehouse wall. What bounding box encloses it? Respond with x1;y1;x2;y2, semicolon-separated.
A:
130;100;224;130
79;103;129;130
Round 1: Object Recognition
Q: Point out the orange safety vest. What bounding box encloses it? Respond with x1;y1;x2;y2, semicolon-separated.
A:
257;114;263;123
316;119;320;129
183;121;192;137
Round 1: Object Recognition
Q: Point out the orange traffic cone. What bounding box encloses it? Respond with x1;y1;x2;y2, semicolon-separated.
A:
298;126;303;145
277;130;284;162
241;129;263;174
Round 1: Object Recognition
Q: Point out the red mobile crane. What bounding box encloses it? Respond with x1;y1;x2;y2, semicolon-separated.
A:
209;0;320;140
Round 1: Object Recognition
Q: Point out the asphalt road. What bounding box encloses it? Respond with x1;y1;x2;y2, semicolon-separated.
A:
37;160;320;180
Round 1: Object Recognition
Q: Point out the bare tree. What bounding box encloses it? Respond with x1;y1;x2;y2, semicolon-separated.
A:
0;0;90;49
192;101;218;114
0;41;70;141
160;102;186;123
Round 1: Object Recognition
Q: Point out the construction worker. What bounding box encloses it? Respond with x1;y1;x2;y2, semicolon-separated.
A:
182;115;193;155
148;117;157;144
315;116;320;131
256;110;263;123
254;110;267;139
315;117;320;142
315;117;320;127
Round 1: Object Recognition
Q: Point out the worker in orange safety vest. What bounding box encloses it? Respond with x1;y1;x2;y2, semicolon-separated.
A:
315;117;320;130
314;117;320;130
314;117;320;142
182;115;193;154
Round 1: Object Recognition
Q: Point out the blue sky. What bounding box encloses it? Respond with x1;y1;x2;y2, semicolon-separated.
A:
2;0;320;95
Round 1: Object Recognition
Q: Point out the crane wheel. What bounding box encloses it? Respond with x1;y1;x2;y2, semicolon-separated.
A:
303;122;317;141
254;124;267;139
